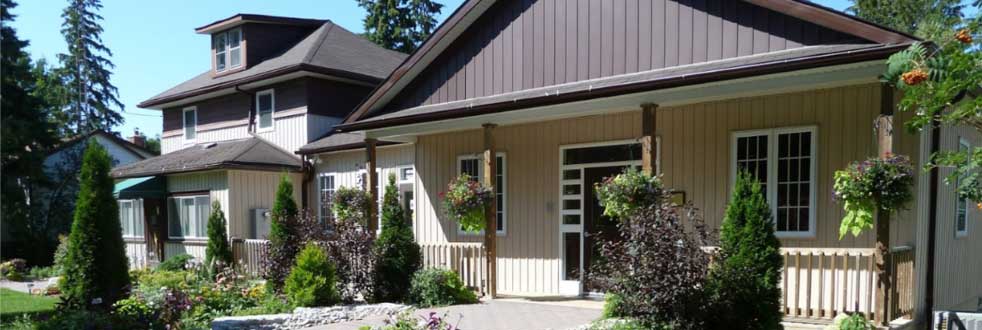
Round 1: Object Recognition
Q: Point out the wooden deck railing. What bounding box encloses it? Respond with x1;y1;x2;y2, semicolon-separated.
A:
890;246;915;321
779;246;915;322
419;242;487;295
231;238;268;276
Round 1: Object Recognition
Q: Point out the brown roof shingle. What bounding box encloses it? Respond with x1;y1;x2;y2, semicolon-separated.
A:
111;137;302;178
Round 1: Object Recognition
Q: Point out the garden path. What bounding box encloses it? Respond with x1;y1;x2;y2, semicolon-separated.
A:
308;298;603;330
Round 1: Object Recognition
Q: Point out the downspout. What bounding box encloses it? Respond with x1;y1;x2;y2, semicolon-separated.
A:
924;116;940;329
235;85;256;134
300;154;313;211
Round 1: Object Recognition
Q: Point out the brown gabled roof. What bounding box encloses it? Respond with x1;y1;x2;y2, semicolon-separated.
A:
110;137;301;179
195;14;326;34
139;20;406;109
339;0;918;129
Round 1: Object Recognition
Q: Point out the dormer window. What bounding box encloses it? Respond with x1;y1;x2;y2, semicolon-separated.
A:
214;28;242;72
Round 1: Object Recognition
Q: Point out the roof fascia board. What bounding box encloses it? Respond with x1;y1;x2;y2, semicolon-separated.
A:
195;15;325;34
743;0;918;44
357;60;885;140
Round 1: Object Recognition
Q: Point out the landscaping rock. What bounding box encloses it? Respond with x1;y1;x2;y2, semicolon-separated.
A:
211;303;409;330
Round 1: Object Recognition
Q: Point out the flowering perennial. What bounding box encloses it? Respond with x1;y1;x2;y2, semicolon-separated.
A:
441;174;493;232
833;154;914;238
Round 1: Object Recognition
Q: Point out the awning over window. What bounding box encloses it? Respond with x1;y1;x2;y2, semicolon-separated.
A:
114;176;167;199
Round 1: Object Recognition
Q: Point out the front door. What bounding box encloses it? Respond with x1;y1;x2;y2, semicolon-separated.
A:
582;166;628;292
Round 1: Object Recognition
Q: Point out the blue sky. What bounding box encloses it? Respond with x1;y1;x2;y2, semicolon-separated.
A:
0;0;916;138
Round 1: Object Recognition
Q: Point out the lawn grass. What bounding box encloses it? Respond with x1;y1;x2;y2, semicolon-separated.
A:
0;288;58;321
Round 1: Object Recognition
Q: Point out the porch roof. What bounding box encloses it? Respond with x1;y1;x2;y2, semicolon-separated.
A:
336;43;909;133
110;137;302;179
114;176;167;199
297;130;402;155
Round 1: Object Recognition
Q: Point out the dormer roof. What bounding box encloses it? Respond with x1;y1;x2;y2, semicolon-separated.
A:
194;14;326;34
139;19;406;109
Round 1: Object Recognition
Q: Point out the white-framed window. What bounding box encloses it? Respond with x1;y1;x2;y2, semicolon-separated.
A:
256;89;275;131
167;195;210;239
457;153;506;235
732;126;817;238
119;199;144;238
318;174;336;225
183;107;197;142
395;166;415;221
214;28;242;72
956;138;970;237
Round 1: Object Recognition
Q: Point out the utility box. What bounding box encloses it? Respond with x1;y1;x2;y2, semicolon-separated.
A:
250;208;271;239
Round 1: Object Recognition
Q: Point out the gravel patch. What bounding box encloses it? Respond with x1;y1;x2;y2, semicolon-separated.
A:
212;303;410;330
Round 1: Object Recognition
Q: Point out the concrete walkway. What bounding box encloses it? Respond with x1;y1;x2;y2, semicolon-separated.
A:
309;298;603;330
0;279;50;293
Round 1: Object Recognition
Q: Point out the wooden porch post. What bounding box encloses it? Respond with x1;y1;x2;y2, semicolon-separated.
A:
641;103;659;175
874;86;894;325
483;123;498;298
365;138;379;233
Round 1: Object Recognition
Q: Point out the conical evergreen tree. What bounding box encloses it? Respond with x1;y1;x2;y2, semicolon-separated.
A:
1;0;60;265
264;175;301;291
58;0;123;134
707;171;783;329
371;174;422;302
59;140;129;310
205;201;233;276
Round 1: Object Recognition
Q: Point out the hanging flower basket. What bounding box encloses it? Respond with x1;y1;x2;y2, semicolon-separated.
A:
441;174;493;232
594;167;665;220
833;154;915;238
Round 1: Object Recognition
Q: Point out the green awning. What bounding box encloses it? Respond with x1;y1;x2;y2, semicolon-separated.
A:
114;176;166;199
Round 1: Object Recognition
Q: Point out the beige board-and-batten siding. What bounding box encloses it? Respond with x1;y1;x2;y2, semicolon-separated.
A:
412;83;923;296
163;170;302;261
931;123;982;310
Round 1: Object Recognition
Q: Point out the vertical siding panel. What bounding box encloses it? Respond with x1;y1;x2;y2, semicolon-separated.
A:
677;0;693;66
625;0;639;73
692;0;708;63
612;0;627;75
533;0;545;88
736;2;753;56
706;0;722;61
665;0;680;67
637;0;651;71
543;0;556;87
652;0;666;69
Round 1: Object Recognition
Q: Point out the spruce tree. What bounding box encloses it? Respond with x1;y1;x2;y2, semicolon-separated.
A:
205;201;233;276
0;0;60;264
371;174;422;302
59;140;129;310
848;0;964;39
264;175;301;291
58;0;124;134
707;171;783;329
357;0;443;53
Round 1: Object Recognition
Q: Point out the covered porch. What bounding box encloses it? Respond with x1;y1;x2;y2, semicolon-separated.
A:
351;63;923;325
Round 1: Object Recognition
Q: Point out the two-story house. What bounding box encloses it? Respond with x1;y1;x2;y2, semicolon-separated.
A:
110;14;405;268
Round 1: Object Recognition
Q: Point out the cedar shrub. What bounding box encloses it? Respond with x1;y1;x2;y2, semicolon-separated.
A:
284;242;339;307
264;174;301;292
59;140;130;310
706;171;783;330
371;174;422;302
204;201;233;276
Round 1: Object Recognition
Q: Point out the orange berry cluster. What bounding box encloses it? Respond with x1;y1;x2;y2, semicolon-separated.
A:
901;69;929;86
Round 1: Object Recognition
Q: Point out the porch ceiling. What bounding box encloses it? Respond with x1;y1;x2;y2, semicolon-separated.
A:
362;59;886;142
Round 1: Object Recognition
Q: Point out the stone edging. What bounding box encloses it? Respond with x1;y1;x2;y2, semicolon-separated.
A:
211;303;410;330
